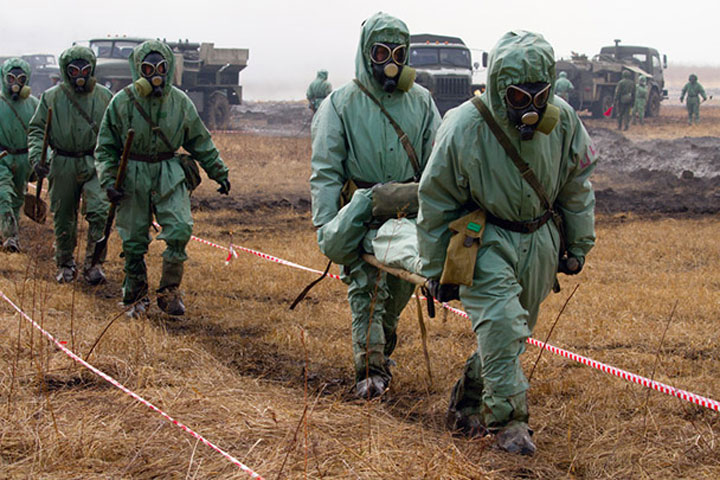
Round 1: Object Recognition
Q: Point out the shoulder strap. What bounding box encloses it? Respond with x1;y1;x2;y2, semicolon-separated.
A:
353;79;421;180
60;84;99;134
471;96;555;211
123;87;175;151
0;94;28;132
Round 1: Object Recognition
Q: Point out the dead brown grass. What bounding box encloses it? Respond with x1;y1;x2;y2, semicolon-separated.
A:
2;122;720;478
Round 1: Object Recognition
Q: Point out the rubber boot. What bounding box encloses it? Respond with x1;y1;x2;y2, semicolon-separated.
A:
355;375;387;400
446;377;489;437
494;421;536;456
56;260;77;284
123;297;150;318
83;259;106;285
157;260;185;316
3;236;21;253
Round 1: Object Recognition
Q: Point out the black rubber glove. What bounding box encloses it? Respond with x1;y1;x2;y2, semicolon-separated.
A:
217;179;231;195
558;255;583;275
426;279;460;303
34;162;49;179
106;185;125;203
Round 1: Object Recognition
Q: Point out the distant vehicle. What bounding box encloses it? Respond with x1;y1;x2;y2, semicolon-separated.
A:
408;34;482;116
77;36;249;129
0;54;60;94
556;40;668;118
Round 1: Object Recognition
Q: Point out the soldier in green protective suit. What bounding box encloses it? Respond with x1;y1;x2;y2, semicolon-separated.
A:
310;12;440;398
96;40;230;317
306;70;332;113
633;76;649;125
28;46;112;284
417;31;597;455
0;58;38;253
613;70;635;131
554;71;573;103
680;73;707;125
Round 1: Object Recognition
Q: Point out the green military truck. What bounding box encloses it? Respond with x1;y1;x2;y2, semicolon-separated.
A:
77;37;249;129
408;34;476;116
556;40;668;118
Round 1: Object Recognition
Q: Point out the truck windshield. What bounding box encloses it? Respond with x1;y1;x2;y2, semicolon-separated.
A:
91;40;139;59
409;47;471;69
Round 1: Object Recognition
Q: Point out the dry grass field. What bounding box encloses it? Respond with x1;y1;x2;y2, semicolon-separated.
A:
2;108;720;479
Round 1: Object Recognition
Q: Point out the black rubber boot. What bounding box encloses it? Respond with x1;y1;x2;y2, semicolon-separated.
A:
157;260;185;316
83;264;107;285
355;376;387;400
3;236;21;253
56;260;77;284
494;421;536;456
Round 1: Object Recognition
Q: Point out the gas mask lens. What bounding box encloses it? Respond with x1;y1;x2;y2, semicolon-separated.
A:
505;83;551;110
140;59;168;77
370;43;407;65
67;64;92;78
6;72;27;86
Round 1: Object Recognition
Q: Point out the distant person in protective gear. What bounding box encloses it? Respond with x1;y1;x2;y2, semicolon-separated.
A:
613;70;634;131
306;70;332;113
417;30;597;455
96;40;230;317
28;46;112;284
633;76;649;125
554;71;574;103
680;73;707;125
310;12;440;399
0;58;39;253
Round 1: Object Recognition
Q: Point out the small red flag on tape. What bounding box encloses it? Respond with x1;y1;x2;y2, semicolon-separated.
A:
603;106;613;117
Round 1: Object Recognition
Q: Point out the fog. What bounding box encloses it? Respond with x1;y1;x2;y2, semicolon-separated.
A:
3;0;719;100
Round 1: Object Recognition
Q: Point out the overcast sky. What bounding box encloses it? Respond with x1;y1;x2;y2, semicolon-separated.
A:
4;0;718;100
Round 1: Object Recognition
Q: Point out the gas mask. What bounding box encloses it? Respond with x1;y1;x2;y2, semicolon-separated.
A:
505;82;559;140
66;59;95;93
5;67;30;100
370;42;415;93
135;51;168;98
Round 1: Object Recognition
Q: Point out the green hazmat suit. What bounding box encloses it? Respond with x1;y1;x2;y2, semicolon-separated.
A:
633;77;649;125
417;30;597;430
554;71;574;103
28;46;112;270
613;70;635;130
0;58;38;246
306;70;332;112
310;12;441;384
681;74;707;125
95;40;229;305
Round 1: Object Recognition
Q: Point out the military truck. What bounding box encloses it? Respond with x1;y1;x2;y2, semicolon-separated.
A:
556;40;668;118
78;37;249;129
408;34;475;116
0;54;60;94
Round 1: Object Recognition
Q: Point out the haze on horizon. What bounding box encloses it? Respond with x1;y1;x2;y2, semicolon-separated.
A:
4;0;718;100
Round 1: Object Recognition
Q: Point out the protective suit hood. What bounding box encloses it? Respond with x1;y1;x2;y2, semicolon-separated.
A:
485;31;555;126
558;71;567;78
59;45;97;86
354;12;410;93
1;57;31;98
318;70;328;80
129;40;176;96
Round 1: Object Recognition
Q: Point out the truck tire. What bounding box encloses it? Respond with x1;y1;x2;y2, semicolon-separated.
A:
592;92;614;119
206;92;230;130
646;90;661;117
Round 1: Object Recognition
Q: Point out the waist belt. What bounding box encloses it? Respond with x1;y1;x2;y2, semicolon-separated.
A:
129;152;176;163
0;144;28;155
55;147;94;158
353;179;377;189
486;210;553;234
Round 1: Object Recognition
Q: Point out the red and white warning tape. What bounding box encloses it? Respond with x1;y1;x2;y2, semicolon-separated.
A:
0;289;265;479
183;229;720;413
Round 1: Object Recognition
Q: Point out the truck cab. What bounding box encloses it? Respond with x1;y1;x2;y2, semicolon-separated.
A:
408;34;473;116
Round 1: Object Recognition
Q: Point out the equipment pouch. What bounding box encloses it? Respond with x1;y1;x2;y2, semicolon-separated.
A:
371;182;419;221
179;154;202;192
621;93;632;104
439;210;486;286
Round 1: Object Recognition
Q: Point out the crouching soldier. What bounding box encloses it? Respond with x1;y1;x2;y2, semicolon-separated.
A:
28;46;112;283
0;58;39;252
417;31;597;455
95;40;230;317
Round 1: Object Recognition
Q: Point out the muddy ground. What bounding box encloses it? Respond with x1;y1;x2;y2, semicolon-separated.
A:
226;102;720;217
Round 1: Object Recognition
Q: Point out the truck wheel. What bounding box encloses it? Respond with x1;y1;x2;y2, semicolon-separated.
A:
646;90;661;117
206;92;230;130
